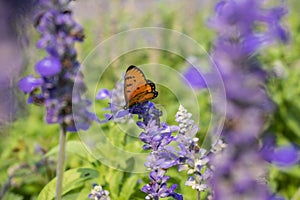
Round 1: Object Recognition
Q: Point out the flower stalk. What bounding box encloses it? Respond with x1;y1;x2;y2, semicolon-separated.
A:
56;125;67;199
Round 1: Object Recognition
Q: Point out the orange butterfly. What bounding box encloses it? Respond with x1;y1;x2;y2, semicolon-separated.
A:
124;65;158;108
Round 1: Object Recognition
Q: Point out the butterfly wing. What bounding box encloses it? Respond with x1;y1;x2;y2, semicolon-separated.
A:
124;65;158;108
124;65;147;104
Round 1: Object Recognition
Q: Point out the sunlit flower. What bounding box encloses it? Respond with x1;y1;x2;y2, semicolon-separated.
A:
175;105;215;193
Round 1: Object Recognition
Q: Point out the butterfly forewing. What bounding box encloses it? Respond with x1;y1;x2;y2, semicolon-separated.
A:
124;65;147;103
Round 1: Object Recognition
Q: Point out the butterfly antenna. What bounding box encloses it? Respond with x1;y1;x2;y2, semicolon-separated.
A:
108;102;124;109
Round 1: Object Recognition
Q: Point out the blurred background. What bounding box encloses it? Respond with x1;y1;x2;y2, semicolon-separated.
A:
0;0;299;199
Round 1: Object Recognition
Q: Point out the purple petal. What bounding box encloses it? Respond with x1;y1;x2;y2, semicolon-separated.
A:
88;112;100;123
269;194;285;200
35;57;62;77
67;125;77;132
104;113;113;120
115;109;129;118
96;89;111;100
73;120;91;131
169;125;180;132
98;114;112;123
260;135;276;162
136;121;146;129
273;24;289;43
271;145;299;167
18;75;43;93
171;193;183;200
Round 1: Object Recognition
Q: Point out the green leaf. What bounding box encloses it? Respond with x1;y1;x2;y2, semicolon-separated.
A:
45;141;93;162
119;175;139;199
75;186;91;200
37;168;99;200
281;166;300;178
2;192;23;200
62;192;80;200
107;170;124;199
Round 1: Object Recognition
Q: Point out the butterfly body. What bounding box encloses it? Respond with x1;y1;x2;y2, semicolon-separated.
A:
124;65;158;108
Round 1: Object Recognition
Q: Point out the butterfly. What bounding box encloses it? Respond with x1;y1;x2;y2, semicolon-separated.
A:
124;65;158;109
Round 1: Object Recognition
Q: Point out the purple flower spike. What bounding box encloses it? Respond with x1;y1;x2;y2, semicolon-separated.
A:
35;57;62;77
127;101;181;199
18;75;43;93
96;79;182;199
142;169;183;200
18;0;95;131
208;0;289;199
174;105;219;193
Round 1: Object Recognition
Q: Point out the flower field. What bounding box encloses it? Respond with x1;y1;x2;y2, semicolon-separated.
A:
0;1;299;200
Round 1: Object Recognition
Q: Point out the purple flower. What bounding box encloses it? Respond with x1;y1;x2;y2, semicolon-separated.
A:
175;105;218;193
142;169;183;200
97;80;132;123
261;136;299;167
132;102;181;199
18;0;94;131
208;1;288;44
208;0;289;199
18;75;43;93
129;102;162;126
183;65;207;89
271;145;299;167
96;89;111;100
88;184;110;200
35;57;62;77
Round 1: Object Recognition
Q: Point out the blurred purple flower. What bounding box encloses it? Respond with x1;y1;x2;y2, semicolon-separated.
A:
261;136;299;167
18;0;94;132
208;0;289;199
208;1;288;44
183;66;207;89
96;89;111;100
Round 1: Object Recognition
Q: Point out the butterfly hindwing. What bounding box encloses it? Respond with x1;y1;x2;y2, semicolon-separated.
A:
128;83;158;107
124;65;158;108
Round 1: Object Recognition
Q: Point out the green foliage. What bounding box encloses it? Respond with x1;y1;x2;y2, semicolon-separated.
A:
37;168;99;200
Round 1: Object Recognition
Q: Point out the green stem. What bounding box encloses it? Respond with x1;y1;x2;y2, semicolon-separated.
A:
56;125;67;200
197;190;201;200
